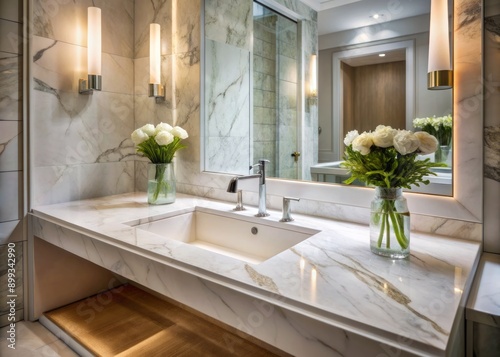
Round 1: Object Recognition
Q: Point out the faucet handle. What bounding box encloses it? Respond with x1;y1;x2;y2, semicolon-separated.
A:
280;197;300;222
234;190;245;211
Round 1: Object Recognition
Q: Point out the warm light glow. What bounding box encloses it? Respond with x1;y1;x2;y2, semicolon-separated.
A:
87;7;101;75
428;0;451;72
311;267;317;301
379;53;386;57
454;267;463;294
372;14;380;19
150;23;161;84
310;54;317;97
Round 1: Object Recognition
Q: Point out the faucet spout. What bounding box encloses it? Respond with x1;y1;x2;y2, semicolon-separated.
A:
226;159;270;217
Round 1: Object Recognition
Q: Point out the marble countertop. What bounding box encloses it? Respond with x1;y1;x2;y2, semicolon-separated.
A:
32;192;481;356
466;253;500;326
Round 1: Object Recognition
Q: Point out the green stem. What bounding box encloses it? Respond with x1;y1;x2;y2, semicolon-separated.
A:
152;164;166;202
377;212;386;248
388;210;409;249
385;213;390;248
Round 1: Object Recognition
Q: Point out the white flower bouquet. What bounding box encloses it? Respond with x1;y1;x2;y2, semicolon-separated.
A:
131;123;188;202
342;125;444;255
342;125;441;188
413;114;452;146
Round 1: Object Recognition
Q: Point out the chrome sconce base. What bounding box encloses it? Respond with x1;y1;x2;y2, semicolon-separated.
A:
79;74;102;94
308;94;318;106
149;83;165;103
428;70;453;90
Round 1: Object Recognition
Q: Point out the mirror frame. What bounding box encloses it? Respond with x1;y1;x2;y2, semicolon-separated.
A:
201;0;482;224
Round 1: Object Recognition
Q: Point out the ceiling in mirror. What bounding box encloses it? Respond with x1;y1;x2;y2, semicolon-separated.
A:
317;0;431;35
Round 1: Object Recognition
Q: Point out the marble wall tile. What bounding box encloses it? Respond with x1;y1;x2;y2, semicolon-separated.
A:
0;19;21;54
32;90;134;167
206;137;250;176
0;0;22;22
254;37;276;60
0;171;21;221
205;39;250;136
32;36;133;95
134;0;172;58
0;220;22;245
0;52;22;121
33;0;134;58
0;120;22;172
205;0;252;50
33;162;134;206
483;11;500;253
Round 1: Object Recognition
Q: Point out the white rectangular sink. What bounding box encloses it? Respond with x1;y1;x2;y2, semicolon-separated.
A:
130;207;320;264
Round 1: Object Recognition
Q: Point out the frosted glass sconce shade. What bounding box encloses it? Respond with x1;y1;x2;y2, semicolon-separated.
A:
428;0;453;90
79;7;102;94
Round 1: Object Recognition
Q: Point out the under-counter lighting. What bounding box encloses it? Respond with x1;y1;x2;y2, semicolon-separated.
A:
79;7;102;94
379;53;386;57
149;23;165;102
428;0;453;89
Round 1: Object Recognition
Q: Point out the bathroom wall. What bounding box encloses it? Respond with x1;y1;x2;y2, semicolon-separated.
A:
31;0;136;206
484;0;500;254
0;0;25;327
132;0;201;191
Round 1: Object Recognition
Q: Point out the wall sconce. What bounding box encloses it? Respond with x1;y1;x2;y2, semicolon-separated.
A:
149;23;165;102
427;0;453;90
79;7;102;94
309;54;318;105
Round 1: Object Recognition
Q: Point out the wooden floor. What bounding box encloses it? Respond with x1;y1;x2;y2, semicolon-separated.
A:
44;284;283;357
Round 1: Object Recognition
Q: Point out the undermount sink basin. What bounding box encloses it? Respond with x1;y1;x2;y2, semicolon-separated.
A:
130;207;320;264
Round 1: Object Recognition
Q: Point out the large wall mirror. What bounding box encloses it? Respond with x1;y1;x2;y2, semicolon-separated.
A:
201;0;482;224
203;0;454;196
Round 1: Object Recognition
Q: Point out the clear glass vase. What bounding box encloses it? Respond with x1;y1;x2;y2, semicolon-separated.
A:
147;163;176;205
370;187;410;259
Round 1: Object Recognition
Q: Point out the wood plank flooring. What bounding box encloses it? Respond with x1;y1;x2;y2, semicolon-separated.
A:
44;284;284;357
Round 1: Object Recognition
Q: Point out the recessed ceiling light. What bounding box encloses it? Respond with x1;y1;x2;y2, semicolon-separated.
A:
379;53;386;57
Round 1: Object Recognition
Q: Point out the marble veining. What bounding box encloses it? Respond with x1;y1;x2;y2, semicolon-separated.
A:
485;126;500;182
31;192;481;356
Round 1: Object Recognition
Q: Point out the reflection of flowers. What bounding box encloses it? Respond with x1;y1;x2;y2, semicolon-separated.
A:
413;114;452;146
342;125;441;188
131;123;188;201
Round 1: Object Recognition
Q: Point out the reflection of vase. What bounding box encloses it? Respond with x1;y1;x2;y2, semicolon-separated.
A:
436;145;451;165
370;187;410;259
147;163;176;205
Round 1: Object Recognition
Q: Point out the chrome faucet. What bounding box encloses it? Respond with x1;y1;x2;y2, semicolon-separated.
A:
227;159;270;217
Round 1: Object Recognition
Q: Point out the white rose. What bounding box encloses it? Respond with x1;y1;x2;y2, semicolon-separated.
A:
155;122;173;134
352;132;373;155
155;130;174;146
131;129;149;145
171;126;189;139
393;130;419;155
414;131;439;154
140;124;156;137
343;130;359;146
372;125;397;148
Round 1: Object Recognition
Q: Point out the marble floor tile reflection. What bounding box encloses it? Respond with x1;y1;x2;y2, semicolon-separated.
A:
0;321;77;357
